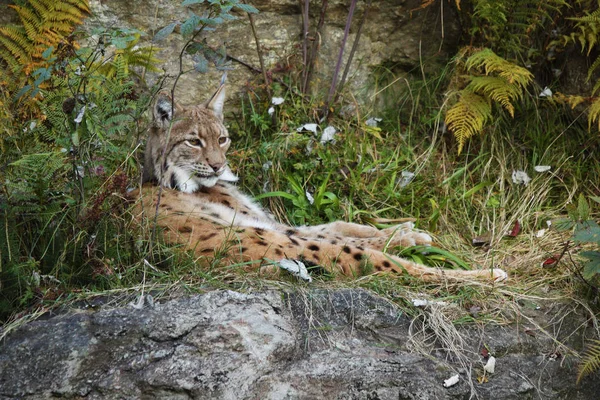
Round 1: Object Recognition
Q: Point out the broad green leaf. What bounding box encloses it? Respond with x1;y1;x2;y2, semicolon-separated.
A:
553;218;575;231
181;14;201;37
577;194;591;221
574;220;600;244
194;54;208;73
153;22;178;42
182;0;205;5
580;251;600;279
234;3;258;13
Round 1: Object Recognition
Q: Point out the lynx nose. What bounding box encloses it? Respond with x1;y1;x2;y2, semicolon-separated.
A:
209;162;224;173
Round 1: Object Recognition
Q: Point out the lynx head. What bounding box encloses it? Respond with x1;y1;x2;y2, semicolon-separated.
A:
143;80;237;193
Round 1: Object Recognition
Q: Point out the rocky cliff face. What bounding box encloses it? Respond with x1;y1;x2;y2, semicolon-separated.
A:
85;0;459;104
0;289;598;399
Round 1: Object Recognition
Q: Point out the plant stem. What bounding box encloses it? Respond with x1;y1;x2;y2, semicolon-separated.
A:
300;0;309;91
303;0;328;94
324;0;357;118
336;0;371;103
247;9;270;95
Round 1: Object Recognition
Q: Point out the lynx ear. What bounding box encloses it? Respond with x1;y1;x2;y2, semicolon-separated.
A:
153;92;175;128
206;74;226;120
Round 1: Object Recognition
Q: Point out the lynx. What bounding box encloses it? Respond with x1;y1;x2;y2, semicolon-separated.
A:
130;81;507;283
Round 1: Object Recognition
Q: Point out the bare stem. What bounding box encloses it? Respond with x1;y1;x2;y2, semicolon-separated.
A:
303;0;328;94
324;0;357;118
247;9;270;95
336;0;372;103
300;0;309;90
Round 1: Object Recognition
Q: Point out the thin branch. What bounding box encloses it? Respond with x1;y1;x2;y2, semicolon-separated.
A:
303;0;328;94
324;0;357;118
336;0;372;102
246;7;270;95
300;0;309;89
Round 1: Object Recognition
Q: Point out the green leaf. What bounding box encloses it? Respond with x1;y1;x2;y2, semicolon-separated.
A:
577;194;591;221
182;0;205;5
193;54;208;73
553;218;575;231
580;251;600;280
181;14;201;37
234;3;259;13
574;220;600;244
153;22;178;42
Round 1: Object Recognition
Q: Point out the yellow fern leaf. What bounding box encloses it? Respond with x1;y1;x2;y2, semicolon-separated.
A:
578;339;600;383
445;91;492;153
465;48;533;88
588;97;600;130
466;76;521;117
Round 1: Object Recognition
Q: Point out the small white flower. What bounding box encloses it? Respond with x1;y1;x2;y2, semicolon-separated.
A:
74;106;86;124
262;161;273;171
398;170;415;188
535;229;546;238
306;190;314;204
365;117;382;127
443;374;460;388
76;165;85;178
483;356;496;374
271;97;285;105
297;123;319;134
268;106;275;115
534;165;551;172
512;170;531;186
320;126;336;144
539;87;552;98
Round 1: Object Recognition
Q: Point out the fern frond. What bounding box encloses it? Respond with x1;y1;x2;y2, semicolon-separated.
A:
578;339;600;383
445;91;492;153
588;97;600;130
465;48;533;88
467;76;521;117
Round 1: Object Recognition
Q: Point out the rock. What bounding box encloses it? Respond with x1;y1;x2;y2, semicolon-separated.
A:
84;0;460;104
1;288;598;399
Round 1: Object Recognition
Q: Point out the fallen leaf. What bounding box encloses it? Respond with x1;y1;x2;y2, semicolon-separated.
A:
541;255;560;268
481;347;489;358
506;220;520;237
472;231;491;246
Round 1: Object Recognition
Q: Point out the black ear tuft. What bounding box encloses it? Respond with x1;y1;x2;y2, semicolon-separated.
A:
154;94;173;127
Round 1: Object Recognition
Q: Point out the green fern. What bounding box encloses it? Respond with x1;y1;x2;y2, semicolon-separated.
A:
468;0;568;58
578;339;600;383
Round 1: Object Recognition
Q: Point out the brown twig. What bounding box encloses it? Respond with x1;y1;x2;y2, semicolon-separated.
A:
324;0;357;119
303;0;328;94
246;7;270;95
336;0;372;103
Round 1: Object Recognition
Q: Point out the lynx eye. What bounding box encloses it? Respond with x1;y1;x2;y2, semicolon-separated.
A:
187;138;203;147
218;137;228;145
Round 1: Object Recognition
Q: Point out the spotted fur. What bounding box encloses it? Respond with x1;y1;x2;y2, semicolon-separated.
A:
131;81;507;283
